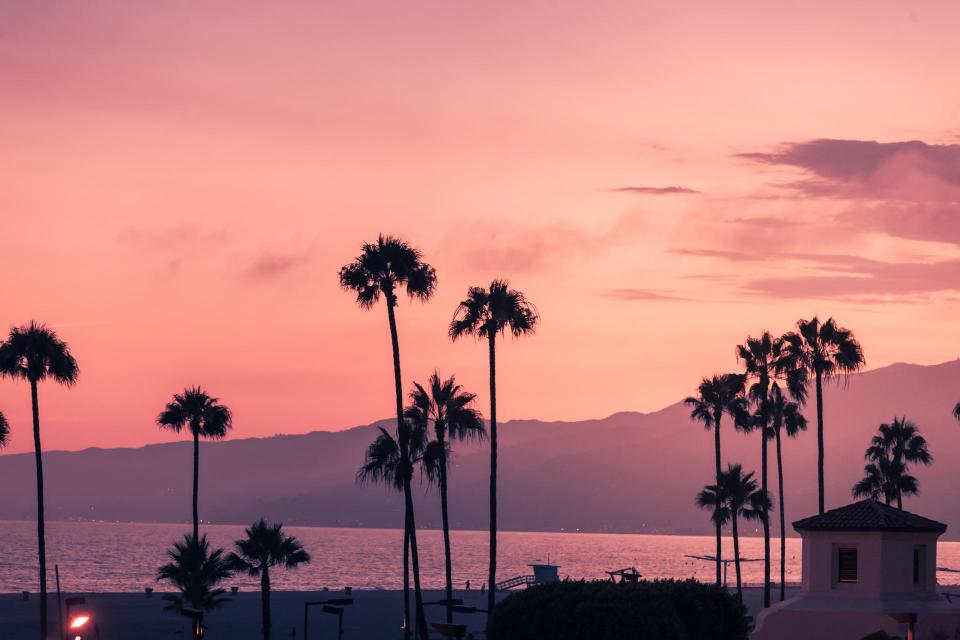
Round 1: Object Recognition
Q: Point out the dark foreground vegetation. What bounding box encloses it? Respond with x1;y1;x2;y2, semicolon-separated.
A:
487;579;749;640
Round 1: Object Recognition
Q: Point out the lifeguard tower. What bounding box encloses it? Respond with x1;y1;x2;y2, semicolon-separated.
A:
495;562;560;591
752;500;960;640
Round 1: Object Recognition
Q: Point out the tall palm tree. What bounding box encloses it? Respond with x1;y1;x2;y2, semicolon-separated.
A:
684;373;747;586
340;235;436;640
228;519;310;640
449;279;538;616
735;332;779;609
357;420;430;638
157;533;233;640
406;372;485;623
716;464;769;603
0;321;79;640
781;317;865;515
857;417;931;509
157;387;233;539
767;383;806;601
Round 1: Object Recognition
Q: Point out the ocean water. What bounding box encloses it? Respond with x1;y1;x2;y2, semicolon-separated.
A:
3;520;960;593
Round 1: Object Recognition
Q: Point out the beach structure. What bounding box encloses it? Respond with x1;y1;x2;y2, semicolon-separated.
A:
495;562;560;591
752;500;960;640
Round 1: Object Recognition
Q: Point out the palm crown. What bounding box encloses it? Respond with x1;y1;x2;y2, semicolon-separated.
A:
339;234;437;308
406;373;485;443
695;483;731;527
721;464;771;520
229;519;310;575
782;316;865;381
157;387;233;439
684;374;749;432
0;321;79;385
867;417;932;467
767;383;806;438
156;534;233;613
449;279;538;341
357;421;429;490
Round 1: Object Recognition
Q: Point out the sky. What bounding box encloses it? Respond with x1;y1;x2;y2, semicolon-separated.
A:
2;1;960;453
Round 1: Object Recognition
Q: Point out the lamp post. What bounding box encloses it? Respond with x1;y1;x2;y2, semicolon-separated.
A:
64;597;90;640
303;597;352;640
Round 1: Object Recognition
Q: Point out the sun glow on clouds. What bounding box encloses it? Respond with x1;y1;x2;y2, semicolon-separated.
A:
2;2;960;452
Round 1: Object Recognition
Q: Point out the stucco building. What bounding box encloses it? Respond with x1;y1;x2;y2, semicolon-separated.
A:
752;500;960;640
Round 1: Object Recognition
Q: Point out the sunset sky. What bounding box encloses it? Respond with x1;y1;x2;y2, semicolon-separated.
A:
2;1;960;453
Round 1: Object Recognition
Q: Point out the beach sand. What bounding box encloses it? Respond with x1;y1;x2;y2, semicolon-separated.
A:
0;586;797;639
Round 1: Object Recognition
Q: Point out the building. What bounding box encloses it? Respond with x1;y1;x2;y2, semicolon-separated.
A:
752;500;960;640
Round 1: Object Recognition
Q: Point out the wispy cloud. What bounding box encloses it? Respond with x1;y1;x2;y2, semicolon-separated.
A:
240;249;313;281
609;186;701;195
606;288;689;302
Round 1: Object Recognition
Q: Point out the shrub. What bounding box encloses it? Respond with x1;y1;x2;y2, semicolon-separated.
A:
487;579;749;640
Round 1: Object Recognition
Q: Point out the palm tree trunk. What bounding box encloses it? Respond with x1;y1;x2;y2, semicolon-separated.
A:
487;332;497;618
193;430;200;540
732;514;742;603
404;479;429;640
816;371;824;515
438;429;454;624
386;297;418;640
776;427;785;602
761;418;770;609
713;409;723;586
261;564;271;640
31;379;48;640
897;492;902;510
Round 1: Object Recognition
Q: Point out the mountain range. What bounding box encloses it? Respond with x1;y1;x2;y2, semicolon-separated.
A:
1;360;959;538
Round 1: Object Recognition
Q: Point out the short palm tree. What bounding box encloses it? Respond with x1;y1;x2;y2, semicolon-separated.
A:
340;235;436;640
358;419;429;637
854;417;931;509
719;464;770;603
157;533;233;640
0;321;79;640
229;519;310;640
781;317;865;514
449;279;538;616
695;482;730;583
157;387;233;539
768;383;806;601
684;373;748;585
406;372;485;623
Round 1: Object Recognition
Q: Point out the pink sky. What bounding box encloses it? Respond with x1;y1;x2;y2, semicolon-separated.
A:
2;1;960;453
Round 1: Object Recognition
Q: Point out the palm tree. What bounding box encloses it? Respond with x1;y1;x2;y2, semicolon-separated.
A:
719;464;769;603
735;332;779;609
695;482;730;583
449;279;538;615
340;235;436;640
953;401;960;424
228;519;310;640
0;410;8;448
684;373;747;586
781;317;865;515
157;534;233;640
406;372;485;623
855;417;931;509
357;419;430;638
157;387;233;539
0;321;79;640
767;383;806;601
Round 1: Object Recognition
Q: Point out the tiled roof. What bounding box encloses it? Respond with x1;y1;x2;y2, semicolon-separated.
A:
793;499;947;533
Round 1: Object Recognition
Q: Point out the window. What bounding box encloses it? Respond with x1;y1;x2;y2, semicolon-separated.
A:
838;547;858;583
914;545;926;585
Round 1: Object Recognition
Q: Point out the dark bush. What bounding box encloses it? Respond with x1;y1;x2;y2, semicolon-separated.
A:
487;579;749;640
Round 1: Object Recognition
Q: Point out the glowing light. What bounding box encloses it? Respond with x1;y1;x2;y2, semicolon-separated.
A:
70;615;89;629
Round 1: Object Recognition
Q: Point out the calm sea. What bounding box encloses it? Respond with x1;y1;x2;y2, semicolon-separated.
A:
3;520;960;593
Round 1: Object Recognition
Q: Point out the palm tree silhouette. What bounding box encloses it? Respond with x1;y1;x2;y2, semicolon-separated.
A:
854;417;931;509
719;464;769;603
736;332;780;609
406;372;485;623
157;533;233;640
449;279;538;616
340;235;436;640
0;321;79;640
684;373;748;586
782;317;865;515
357;419;428;637
953;401;960;424
0;410;8;448
767;383;806;601
228;519;310;640
157;387;233;540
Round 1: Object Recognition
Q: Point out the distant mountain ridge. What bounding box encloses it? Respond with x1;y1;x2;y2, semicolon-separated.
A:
2;360;960;538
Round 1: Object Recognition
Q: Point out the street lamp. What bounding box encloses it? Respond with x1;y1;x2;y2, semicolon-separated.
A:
303;597;352;640
64;597;92;640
